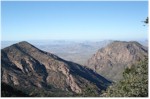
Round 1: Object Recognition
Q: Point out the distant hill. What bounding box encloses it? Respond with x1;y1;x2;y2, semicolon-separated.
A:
138;39;148;47
87;41;148;82
1;41;111;97
33;40;113;65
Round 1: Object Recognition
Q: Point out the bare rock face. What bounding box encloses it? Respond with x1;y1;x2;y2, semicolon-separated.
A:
87;41;148;82
1;41;111;95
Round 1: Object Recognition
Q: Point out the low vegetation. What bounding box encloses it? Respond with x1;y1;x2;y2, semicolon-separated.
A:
102;58;148;97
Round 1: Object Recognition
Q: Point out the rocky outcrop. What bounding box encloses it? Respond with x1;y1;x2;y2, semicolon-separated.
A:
1;41;111;95
58;63;82;93
87;41;148;82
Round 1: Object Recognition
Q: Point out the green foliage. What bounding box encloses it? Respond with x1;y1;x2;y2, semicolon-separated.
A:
82;87;98;97
20;86;74;97
76;86;100;97
102;58;148;97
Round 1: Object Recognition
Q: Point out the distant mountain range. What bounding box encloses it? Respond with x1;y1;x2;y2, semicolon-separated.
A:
1;41;111;96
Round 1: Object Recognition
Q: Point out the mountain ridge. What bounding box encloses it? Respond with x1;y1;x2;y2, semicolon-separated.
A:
1;41;111;96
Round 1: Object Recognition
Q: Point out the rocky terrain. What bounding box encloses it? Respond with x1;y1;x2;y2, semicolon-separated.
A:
1;41;111;96
2;40;147;66
1;40;113;65
87;41;148;82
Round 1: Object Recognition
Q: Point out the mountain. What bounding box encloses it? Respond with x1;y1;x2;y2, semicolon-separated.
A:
1;40;113;65
1;41;111;97
2;40;147;66
87;41;148;82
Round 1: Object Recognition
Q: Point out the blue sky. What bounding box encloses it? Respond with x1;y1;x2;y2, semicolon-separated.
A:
1;1;148;41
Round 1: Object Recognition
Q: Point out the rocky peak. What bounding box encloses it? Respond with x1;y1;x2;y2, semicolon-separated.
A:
2;41;111;95
87;41;148;81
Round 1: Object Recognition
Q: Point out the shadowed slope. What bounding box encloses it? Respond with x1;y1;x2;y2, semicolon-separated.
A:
1;41;111;96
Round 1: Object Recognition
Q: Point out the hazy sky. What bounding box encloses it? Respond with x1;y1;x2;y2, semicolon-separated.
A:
1;1;148;41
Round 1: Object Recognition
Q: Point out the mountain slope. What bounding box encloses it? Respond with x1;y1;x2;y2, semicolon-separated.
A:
1;41;111;96
87;41;148;82
1;82;30;97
